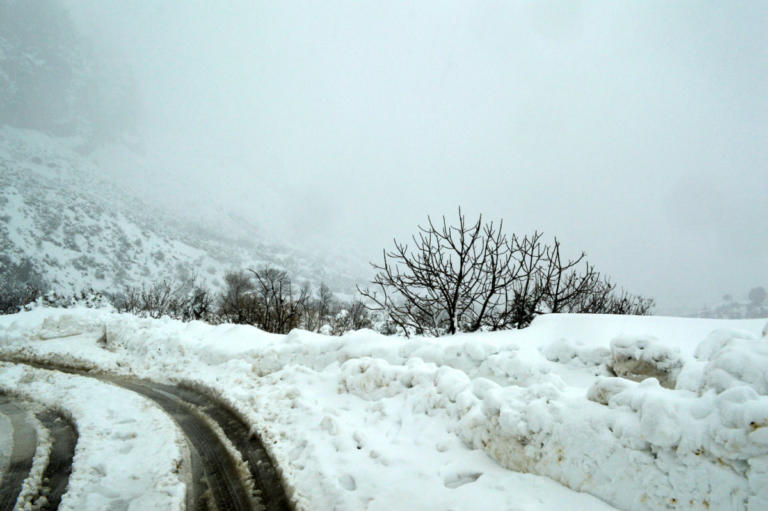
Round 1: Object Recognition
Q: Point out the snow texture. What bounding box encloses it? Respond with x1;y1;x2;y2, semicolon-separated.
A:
0;360;187;511
1;308;767;510
14;408;51;511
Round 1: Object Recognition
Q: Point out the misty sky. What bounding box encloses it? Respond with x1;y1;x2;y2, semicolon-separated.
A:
64;1;767;313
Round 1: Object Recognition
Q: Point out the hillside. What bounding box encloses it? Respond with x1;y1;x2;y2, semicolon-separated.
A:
0;126;365;296
1;0;368;298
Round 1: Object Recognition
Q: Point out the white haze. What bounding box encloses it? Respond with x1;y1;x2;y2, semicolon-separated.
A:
63;0;767;313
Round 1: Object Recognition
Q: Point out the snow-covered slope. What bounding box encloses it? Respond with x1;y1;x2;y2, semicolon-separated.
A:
0;126;364;295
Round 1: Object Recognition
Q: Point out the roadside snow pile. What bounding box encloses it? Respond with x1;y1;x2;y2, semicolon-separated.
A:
0;362;188;511
694;329;768;395
14;409;52;511
1;307;767;510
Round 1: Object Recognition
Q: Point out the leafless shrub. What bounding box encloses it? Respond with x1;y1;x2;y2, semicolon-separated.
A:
218;269;371;335
0;257;48;314
359;209;653;337
299;282;336;332
115;279;216;322
242;266;308;333
331;300;373;335
219;270;257;324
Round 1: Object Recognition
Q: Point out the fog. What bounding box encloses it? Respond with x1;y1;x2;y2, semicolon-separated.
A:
62;0;766;313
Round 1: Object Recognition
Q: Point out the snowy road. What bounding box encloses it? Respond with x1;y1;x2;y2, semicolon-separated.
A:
0;360;291;511
113;378;254;511
35;408;77;511
0;396;76;511
129;382;293;511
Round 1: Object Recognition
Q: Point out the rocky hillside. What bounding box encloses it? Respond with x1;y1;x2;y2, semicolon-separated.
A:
0;126;364;295
0;0;368;298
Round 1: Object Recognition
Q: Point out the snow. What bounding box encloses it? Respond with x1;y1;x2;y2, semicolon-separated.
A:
0;124;367;296
11;407;53;511
1;307;767;510
0;361;188;511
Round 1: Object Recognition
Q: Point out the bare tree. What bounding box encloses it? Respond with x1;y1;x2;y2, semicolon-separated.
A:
184;285;214;321
359;209;499;336
249;266;310;334
331;300;373;335
359;209;535;336
360;210;653;337
219;270;257;324
502;232;548;329
317;283;335;327
114;279;216;322
0;257;48;314
568;275;616;314
540;238;598;314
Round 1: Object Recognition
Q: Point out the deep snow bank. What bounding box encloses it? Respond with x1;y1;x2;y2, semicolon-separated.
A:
1;307;766;510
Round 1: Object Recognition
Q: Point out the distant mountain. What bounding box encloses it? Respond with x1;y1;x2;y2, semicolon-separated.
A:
0;0;370;298
0;126;366;295
0;0;136;143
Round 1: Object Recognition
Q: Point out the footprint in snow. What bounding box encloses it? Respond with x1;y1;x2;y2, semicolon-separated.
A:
443;472;482;489
339;473;357;491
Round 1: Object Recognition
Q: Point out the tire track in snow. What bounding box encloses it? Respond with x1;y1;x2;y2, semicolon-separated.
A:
35;409;77;511
1;359;291;511
112;379;254;511
153;384;292;511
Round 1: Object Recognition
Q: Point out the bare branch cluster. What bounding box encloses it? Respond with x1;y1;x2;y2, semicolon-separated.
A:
115;279;214;321
358;209;653;336
218;267;371;334
0;256;49;314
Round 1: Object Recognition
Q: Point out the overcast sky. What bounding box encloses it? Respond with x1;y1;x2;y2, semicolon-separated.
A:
66;0;767;313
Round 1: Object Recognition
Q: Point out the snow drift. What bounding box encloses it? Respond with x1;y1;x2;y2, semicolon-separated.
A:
1;307;766;510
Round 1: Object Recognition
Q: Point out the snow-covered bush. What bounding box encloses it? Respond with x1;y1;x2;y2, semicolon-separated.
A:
41;288;111;310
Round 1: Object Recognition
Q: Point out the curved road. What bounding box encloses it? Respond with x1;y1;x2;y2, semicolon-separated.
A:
0;361;291;511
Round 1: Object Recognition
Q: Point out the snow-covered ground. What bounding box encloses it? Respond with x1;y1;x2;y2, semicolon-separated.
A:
0;362;188;511
1;306;767;510
0;125;367;296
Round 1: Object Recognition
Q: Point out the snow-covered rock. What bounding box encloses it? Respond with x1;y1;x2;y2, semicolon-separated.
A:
608;336;683;388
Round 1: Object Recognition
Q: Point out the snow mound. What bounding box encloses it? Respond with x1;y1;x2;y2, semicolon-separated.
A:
695;329;768;395
2;308;768;510
36;313;106;341
541;337;610;366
